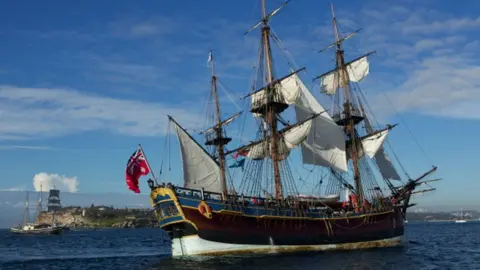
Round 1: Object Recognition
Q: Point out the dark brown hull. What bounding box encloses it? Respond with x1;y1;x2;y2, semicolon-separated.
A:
180;206;404;246
151;187;405;256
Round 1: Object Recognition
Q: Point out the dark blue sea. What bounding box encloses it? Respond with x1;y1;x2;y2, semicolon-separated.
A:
1;222;479;270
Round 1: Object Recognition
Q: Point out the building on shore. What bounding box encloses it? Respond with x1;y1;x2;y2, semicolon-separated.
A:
47;188;62;212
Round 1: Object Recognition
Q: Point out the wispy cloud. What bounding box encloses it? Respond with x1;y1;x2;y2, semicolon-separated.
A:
326;4;480;121
0;187;25;192
107;17;176;39
402;17;480;34
0;145;52;150
0;85;203;140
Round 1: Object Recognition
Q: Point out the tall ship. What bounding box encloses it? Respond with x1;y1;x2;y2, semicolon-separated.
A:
10;186;63;235
126;1;440;256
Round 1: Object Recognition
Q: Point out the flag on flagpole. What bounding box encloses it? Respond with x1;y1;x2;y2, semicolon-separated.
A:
125;147;150;193
207;51;212;65
229;158;246;171
233;149;249;159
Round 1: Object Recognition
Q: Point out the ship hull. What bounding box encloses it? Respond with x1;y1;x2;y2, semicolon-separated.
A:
151;187;405;257
10;227;62;235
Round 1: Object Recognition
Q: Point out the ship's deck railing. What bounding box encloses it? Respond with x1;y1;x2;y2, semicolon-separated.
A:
155;183;395;218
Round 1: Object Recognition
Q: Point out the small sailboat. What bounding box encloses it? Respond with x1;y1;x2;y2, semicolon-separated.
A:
10;191;62;235
455;208;467;223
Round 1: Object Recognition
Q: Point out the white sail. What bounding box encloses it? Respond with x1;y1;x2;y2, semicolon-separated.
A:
171;119;223;193
361;129;389;158
374;149;402;180
243;118;313;160
251;72;302;117
294;74;348;172
363;116;401;180
348;129;389;160
320;56;370;95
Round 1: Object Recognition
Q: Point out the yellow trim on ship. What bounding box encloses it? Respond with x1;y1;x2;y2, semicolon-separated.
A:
150;187;396;225
180;204;393;221
150;187;199;231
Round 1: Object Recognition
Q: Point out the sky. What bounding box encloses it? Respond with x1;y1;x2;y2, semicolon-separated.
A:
0;0;479;210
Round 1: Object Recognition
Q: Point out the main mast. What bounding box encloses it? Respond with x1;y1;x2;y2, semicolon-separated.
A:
330;5;364;204
261;0;283;200
207;51;229;196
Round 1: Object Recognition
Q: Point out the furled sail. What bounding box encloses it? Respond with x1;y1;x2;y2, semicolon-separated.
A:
243;118;313;160
199;112;242;135
293;74;348;172
251;69;304;117
320;56;370;95
170;117;223;193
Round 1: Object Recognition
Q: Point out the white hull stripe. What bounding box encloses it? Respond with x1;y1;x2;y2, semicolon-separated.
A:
171;235;403;257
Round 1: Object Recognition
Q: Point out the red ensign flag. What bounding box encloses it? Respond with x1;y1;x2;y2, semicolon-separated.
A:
125;147;150;193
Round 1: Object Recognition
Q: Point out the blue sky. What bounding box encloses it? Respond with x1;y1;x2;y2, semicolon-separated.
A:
0;0;479;210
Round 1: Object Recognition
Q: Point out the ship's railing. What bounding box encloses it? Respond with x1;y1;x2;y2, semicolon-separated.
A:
154;183;395;218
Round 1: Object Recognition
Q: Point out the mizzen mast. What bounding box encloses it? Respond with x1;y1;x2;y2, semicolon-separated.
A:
204;51;230;196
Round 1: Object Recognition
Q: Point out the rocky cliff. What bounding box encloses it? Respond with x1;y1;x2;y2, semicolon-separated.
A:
36;206;156;228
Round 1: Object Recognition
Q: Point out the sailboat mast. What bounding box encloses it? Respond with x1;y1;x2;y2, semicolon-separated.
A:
330;4;364;204
24;191;29;225
209;52;228;196
261;0;283;200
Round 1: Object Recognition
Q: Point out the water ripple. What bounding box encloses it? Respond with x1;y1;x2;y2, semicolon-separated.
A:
1;222;479;270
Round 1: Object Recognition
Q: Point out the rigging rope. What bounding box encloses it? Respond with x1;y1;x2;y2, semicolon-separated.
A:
382;91;434;166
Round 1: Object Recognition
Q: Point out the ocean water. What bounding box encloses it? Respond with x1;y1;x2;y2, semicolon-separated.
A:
1;222;479;270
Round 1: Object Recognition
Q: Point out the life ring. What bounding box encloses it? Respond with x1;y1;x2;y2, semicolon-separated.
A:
198;201;212;219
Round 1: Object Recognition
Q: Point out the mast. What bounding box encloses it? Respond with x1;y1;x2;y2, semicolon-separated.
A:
24;191;29;225
208;51;228;196
261;0;282;200
36;181;43;218
330;4;364;204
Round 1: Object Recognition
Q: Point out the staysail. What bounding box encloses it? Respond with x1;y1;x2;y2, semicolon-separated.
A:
357;129;390;159
363;115;402;180
170;117;223;193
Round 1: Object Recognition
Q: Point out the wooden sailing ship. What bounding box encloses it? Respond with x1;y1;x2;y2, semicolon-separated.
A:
143;1;439;256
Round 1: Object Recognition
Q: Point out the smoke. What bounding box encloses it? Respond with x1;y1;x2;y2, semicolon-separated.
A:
33;172;79;193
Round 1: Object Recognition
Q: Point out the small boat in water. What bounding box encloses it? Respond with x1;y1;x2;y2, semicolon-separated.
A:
10;223;62;235
10;190;63;235
455;208;467;223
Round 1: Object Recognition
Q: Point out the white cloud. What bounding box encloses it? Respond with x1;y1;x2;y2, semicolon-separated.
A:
33;172;79;193
0;187;25;191
402;17;480;34
108;17;175;39
0;145;52;150
372;55;480;119
414;39;444;51
0;86;202;140
338;5;480;121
